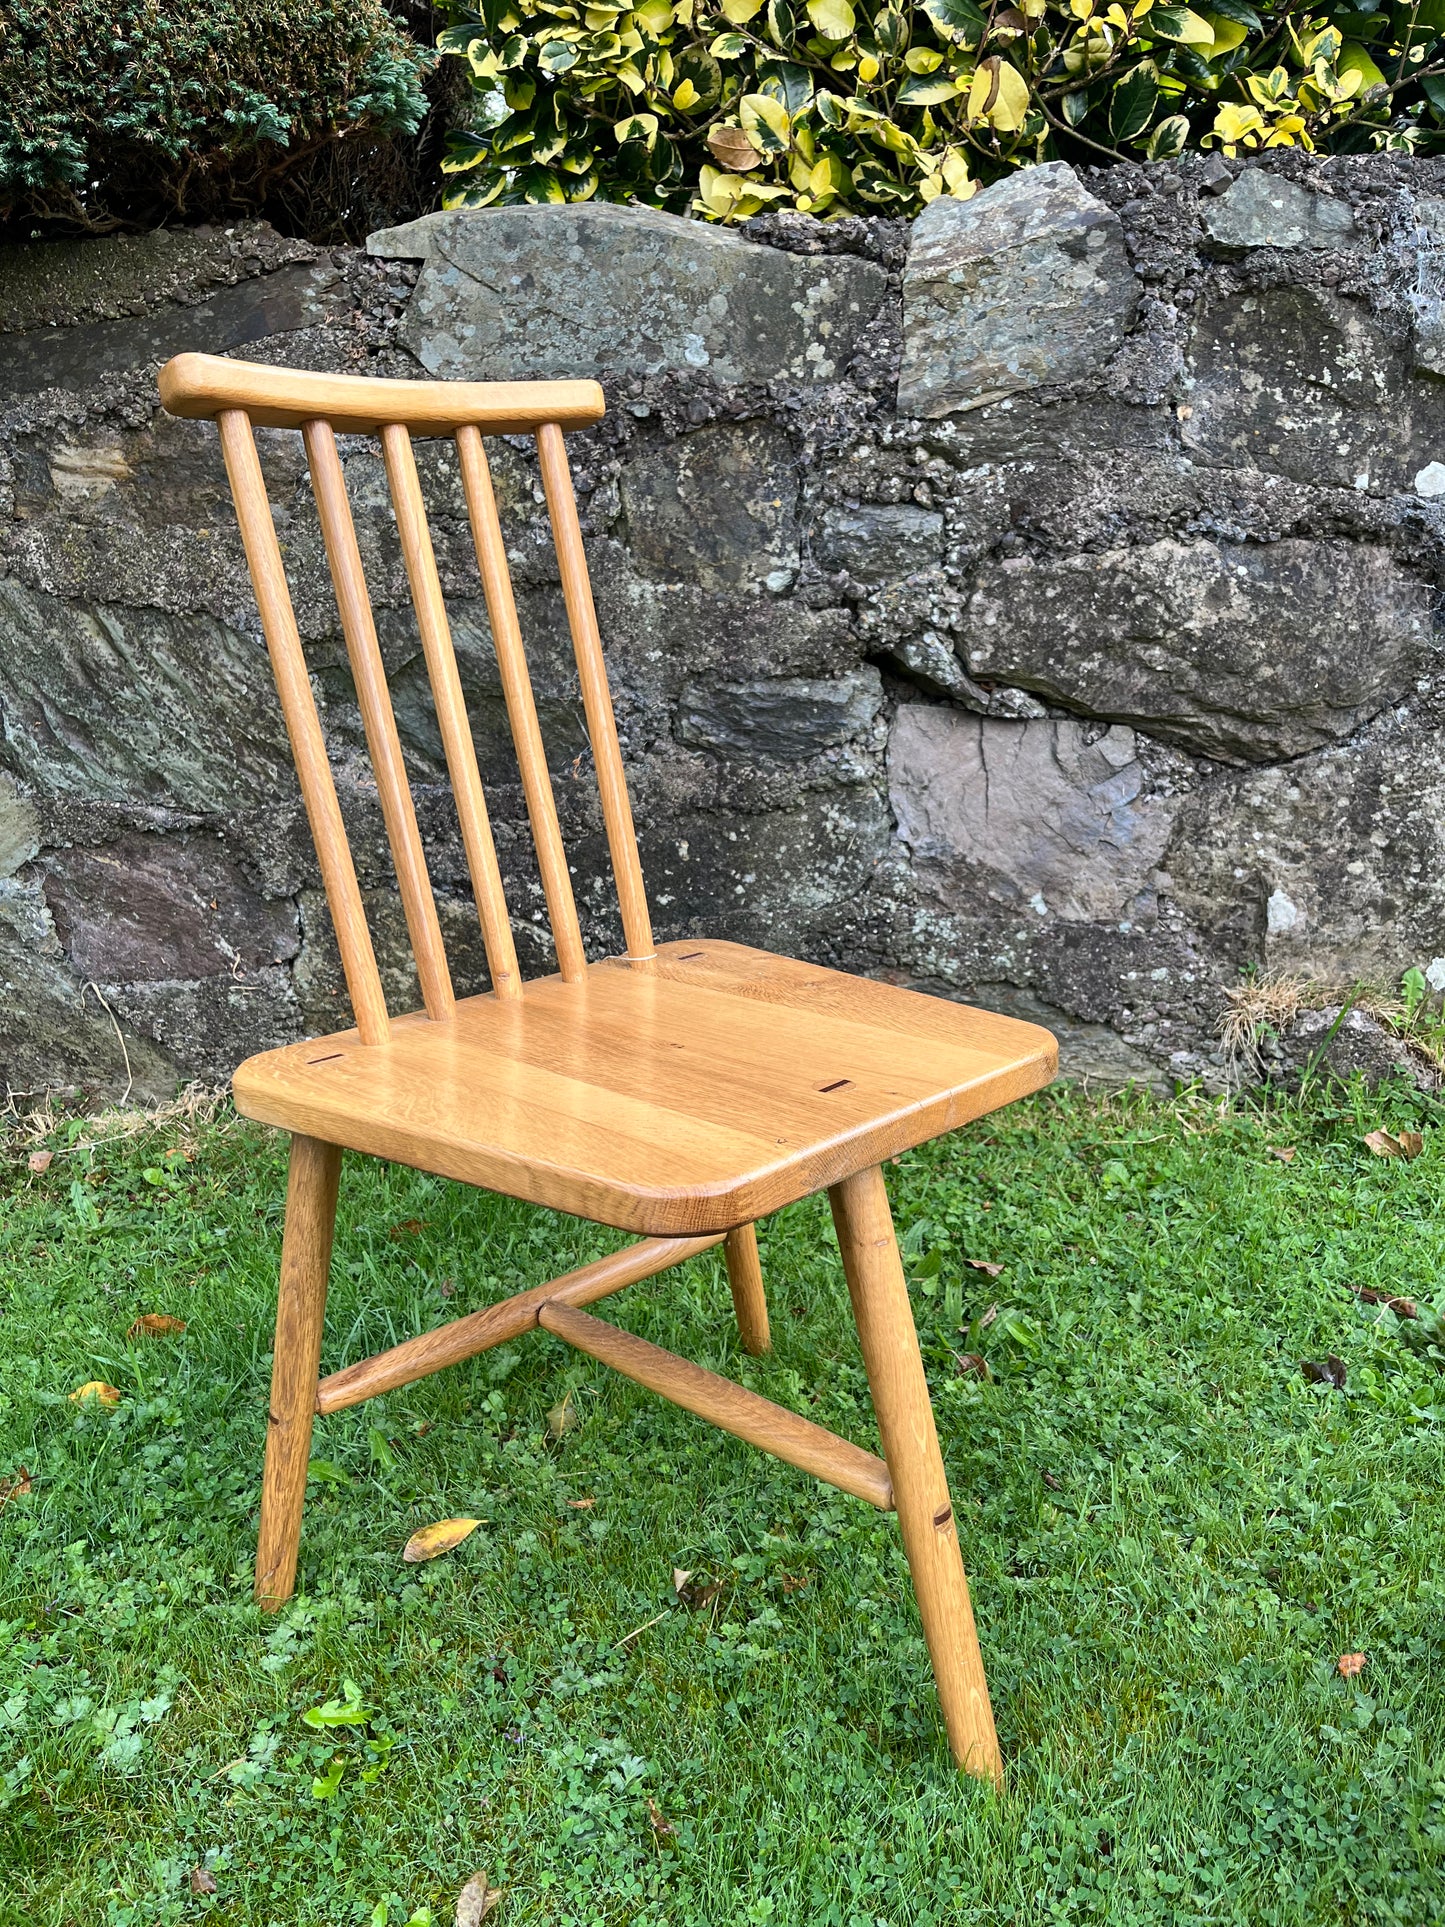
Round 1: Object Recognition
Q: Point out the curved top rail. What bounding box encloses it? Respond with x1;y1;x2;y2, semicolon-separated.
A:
158;353;606;436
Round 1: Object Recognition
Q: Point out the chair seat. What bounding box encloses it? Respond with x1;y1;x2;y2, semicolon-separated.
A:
233;940;1057;1235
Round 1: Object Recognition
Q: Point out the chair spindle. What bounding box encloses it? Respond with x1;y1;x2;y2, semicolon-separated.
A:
304;420;455;1024
536;422;655;969
217;410;390;1046
380;424;522;1002
455;424;588;983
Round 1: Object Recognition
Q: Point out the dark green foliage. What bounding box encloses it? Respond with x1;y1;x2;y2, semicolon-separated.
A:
0;0;434;234
2;1082;1444;1920
436;0;1445;222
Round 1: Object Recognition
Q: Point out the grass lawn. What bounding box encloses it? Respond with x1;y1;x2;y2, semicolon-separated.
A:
1;1081;1444;1926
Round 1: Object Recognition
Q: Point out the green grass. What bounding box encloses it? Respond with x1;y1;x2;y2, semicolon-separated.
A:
2;1082;1444;1926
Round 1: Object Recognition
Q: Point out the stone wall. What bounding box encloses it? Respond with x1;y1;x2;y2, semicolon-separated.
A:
2;155;1443;1100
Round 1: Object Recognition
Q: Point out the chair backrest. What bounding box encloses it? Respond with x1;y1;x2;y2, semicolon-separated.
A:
158;352;654;1046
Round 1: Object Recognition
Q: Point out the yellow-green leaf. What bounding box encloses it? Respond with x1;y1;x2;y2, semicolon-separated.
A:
1201;11;1247;57
806;0;856;38
1339;40;1387;90
740;90;792;150
402;1518;482;1564
720;0;763;21
613;109;660;142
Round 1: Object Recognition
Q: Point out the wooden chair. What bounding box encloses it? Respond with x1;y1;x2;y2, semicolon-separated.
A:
157;351;1056;1782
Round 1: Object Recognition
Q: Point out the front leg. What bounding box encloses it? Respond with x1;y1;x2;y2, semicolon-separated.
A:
829;1164;1002;1783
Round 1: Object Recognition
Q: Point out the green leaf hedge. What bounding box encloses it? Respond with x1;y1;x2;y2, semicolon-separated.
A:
0;0;433;231
437;0;1445;219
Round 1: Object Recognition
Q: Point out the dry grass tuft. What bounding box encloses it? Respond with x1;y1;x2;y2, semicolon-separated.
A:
2;1081;233;1164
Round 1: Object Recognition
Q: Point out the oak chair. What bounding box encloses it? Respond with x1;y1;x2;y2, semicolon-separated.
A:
157;350;1056;1782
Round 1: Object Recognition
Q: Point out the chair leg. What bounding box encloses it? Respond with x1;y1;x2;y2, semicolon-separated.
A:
724;1223;771;1355
828;1165;1002;1784
255;1134;341;1610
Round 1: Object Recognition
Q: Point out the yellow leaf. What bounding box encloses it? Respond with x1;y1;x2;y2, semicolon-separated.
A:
70;1381;121;1406
720;0;763;19
402;1518;482;1564
905;45;944;70
1212;100;1264;144
941;146;974;194
857;52;880;79
807;0;856;37
968;56;1031;130
673;77;700;107
740;91;792;151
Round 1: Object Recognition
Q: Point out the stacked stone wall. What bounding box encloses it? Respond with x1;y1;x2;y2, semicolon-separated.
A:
1;155;1442;1097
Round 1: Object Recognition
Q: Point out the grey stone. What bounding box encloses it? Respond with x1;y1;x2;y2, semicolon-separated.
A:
0;878;181;1101
816;503;944;582
962;537;1429;764
369;203;887;386
677;668;882;761
1408;198;1445;376
888;708;1175;922
1182;286;1405;492
1270;1004;1443;1093
0;222;315;335
0;774;38;877
40;833;299;982
898;163;1139;418
1166;725;1445;982
1202;169;1357;250
0;582;295;810
619;424;798;588
0;263;339;398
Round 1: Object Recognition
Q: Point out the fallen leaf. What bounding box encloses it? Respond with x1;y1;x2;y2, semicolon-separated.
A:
953;1351;991;1380
189;1868;218;1895
1041;1469;1063;1491
456;1871;503;1924
1301;1356;1347;1389
647;1795;677;1839
964;1259;1005;1277
1352;1284;1418;1318
0;1467;32;1511
1338;1651;1367;1679
127;1313;187;1339
706;124;762;171
439;1279;457;1298
567;1496;596;1510
779;1572;810;1593
671;1567;694;1595
1364;1129;1425;1160
546;1392;577;1440
388;1218;428;1239
69;1381;121;1406
27;1149;53;1174
402;1517;481;1564
1269;1146;1297;1164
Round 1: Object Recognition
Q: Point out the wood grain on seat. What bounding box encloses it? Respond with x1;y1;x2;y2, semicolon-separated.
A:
233;939;1056;1234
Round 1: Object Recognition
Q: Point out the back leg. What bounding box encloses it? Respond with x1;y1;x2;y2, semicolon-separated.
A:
724;1224;771;1355
829;1164;1002;1783
255;1135;341;1609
